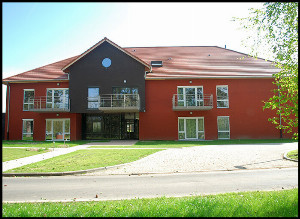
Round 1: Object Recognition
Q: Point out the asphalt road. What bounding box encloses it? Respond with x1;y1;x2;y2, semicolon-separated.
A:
3;167;298;202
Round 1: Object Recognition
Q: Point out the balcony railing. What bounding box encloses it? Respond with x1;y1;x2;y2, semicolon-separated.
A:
88;94;140;112
29;96;70;112
172;94;213;111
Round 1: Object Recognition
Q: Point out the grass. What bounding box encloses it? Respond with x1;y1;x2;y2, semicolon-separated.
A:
2;188;298;217
2;148;51;162
2;140;107;148
89;138;298;148
287;149;298;160
4;149;162;173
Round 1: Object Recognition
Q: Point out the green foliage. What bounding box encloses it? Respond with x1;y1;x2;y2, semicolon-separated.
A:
235;2;298;139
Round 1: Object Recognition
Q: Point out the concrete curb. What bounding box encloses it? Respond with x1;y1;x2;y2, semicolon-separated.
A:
283;151;298;162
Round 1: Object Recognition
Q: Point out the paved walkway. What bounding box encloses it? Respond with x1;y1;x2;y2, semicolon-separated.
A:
2;141;298;174
87;142;298;175
3;140;138;172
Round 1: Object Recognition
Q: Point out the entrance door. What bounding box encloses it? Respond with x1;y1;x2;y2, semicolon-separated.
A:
125;119;135;139
185;118;197;139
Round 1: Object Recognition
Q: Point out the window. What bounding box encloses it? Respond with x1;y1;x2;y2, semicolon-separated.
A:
22;119;33;140
178;117;205;140
216;85;229;108
88;88;100;109
217;116;230;139
177;86;204;107
47;88;69;109
23;89;34;111
102;58;111;68
46;119;70;141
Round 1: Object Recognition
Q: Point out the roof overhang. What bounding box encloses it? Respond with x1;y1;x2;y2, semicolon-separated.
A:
61;37;151;72
2;79;69;85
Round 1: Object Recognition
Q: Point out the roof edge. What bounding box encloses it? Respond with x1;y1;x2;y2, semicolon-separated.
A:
61;37;151;72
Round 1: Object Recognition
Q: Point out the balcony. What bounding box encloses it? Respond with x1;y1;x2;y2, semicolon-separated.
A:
88;94;140;113
29;96;70;112
172;94;213;111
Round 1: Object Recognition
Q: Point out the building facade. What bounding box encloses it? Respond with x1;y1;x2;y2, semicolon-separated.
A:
3;37;288;141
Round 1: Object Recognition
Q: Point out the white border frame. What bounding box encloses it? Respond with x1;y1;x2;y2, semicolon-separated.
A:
45;118;70;141
177;86;204;107
217;116;230;139
23;89;35;111
46;88;69;109
216;85;229;108
178;117;205;140
22;119;34;140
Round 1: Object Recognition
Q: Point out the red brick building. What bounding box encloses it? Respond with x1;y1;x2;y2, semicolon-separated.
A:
3;37;286;141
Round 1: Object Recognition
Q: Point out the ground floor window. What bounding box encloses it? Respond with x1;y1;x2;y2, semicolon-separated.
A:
46;119;70;141
217;116;230;139
178;117;205;140
22;119;33;140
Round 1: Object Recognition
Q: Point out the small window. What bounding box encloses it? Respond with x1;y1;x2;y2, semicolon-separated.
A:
216;85;229;108
151;61;163;67
88;88;99;109
217;116;230;139
102;58;111;68
22;119;33;140
23;90;34;111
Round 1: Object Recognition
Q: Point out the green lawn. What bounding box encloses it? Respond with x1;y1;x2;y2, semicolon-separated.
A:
2;140;107;148
2;148;51;162
2;189;298;217
4;149;162;173
287;149;298;160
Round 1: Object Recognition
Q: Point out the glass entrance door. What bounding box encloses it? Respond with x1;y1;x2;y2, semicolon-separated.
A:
186;118;197;139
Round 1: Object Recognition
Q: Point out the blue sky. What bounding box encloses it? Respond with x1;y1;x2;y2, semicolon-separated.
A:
2;2;264;112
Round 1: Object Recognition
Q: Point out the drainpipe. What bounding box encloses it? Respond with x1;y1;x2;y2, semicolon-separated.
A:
6;83;10;140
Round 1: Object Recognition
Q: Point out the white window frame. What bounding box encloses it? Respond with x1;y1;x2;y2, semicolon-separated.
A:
216;85;229;108
46;88;69;109
177;86;204;107
217;116;230;139
178;117;205;140
45;118;70;141
23;89;35;111
22;119;34;140
88;87;100;109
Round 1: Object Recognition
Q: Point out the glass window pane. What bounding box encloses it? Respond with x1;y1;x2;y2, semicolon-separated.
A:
218;117;230;131
218;132;230;139
198;132;205;140
88;88;99;97
64;120;70;133
217;86;228;98
186;119;197;139
24;90;34;103
23;134;33;141
217;101;229;108
179;119;184;132
198;118;204;131
179;133;185;140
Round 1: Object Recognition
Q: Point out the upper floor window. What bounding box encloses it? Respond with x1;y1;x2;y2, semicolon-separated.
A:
216;85;229;108
88;87;100;109
47;88;69;109
23;89;34;111
177;86;203;107
112;87;139;108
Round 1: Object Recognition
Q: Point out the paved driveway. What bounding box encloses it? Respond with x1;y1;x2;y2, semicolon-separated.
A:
86;142;298;175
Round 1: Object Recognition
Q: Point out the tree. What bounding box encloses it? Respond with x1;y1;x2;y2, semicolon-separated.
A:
235;2;298;139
